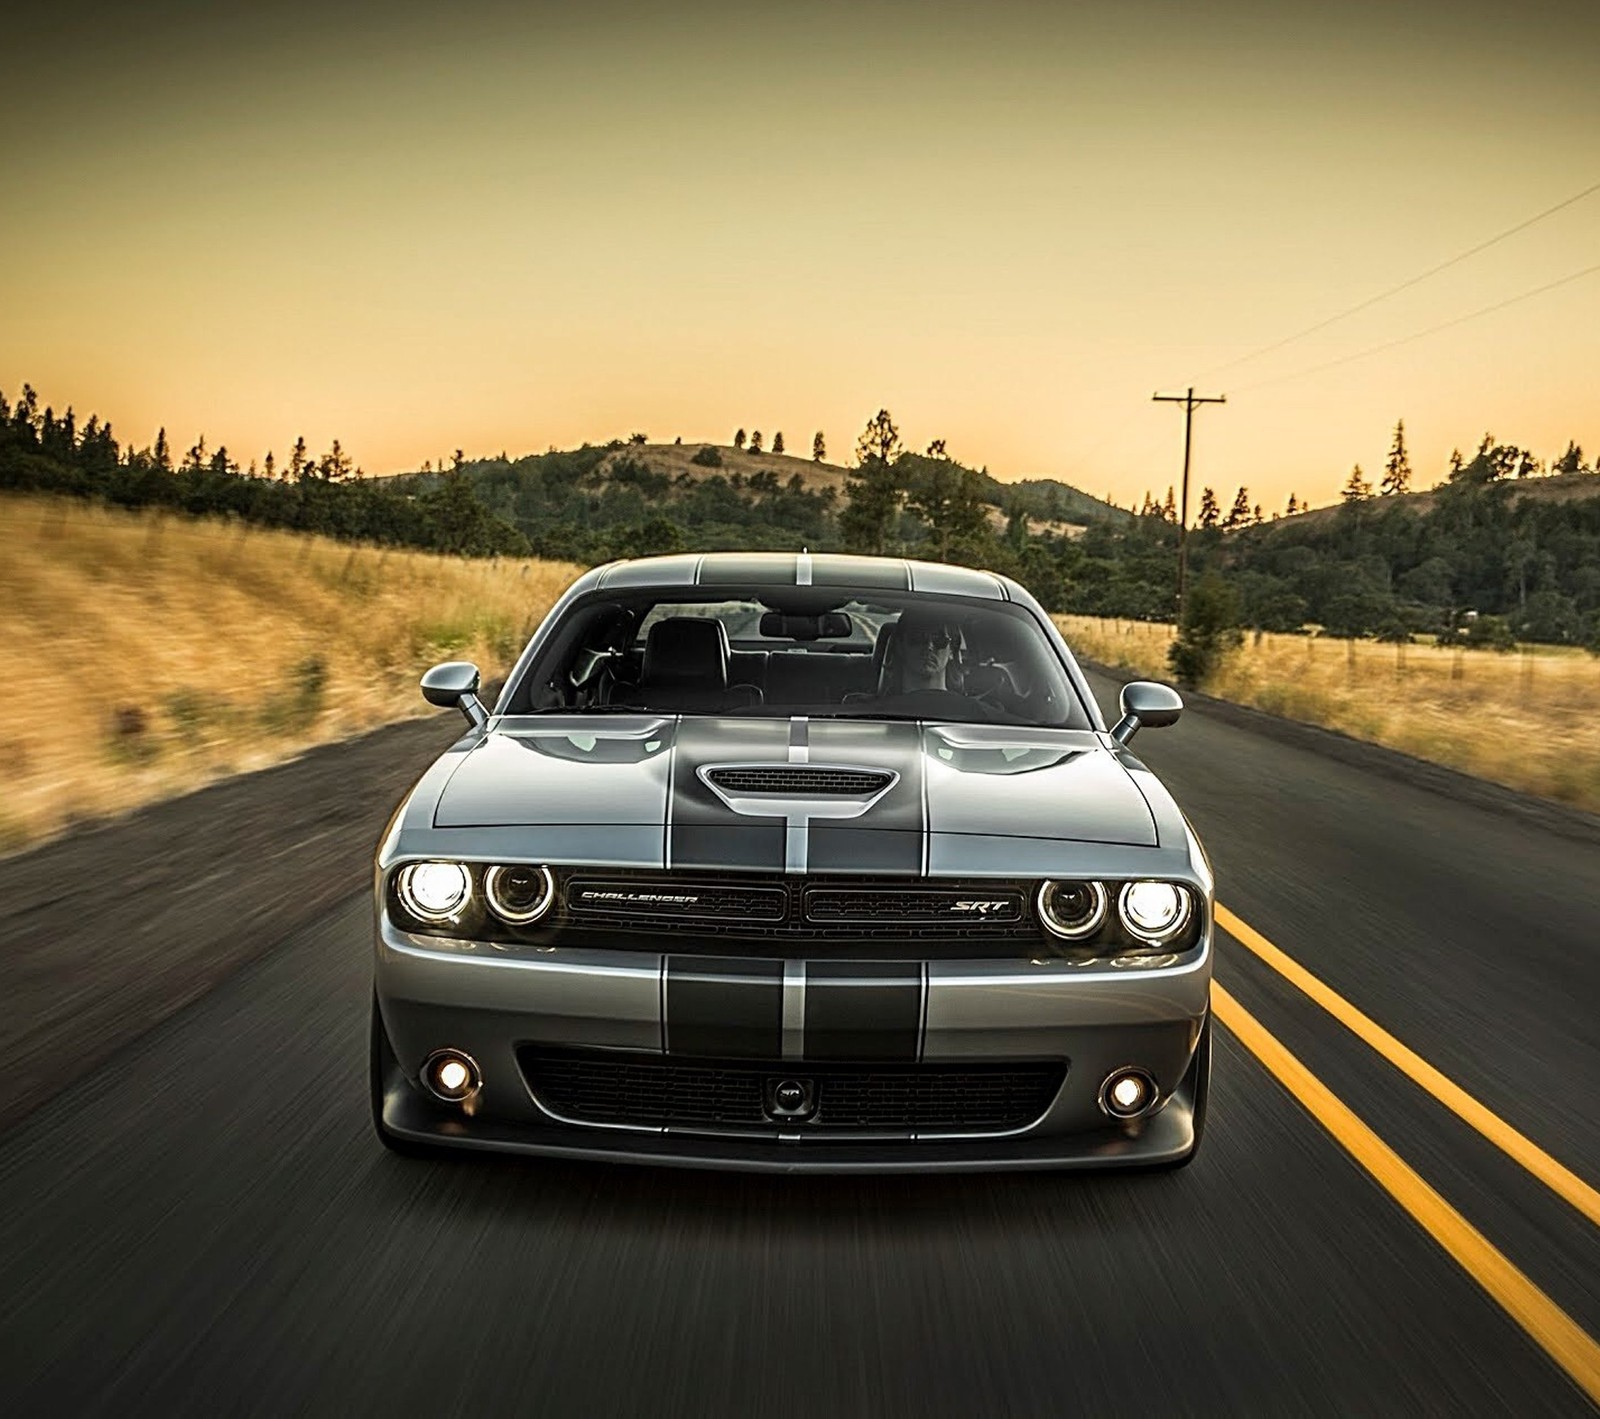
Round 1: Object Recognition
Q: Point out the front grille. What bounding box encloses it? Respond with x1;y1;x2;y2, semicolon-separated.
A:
521;1049;1064;1135
805;887;1024;925
559;870;1038;945
705;766;893;796
567;878;787;923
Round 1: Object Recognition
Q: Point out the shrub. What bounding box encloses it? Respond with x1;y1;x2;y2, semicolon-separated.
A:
690;445;722;468
1167;573;1243;688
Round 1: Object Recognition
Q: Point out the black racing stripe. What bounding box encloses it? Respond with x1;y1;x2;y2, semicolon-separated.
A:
669;718;791;870
803;718;926;873
697;554;798;586
807;555;912;589
806;825;922;873
803;961;923;1061
666;956;784;1059
671;824;786;870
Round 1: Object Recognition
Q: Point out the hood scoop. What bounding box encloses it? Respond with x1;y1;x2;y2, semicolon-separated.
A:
698;762;900;820
704;765;894;796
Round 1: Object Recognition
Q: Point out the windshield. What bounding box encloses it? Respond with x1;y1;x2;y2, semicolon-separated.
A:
506;588;1092;729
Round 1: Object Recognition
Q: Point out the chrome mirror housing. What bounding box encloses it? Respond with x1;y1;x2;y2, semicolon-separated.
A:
1111;681;1183;744
421;661;489;730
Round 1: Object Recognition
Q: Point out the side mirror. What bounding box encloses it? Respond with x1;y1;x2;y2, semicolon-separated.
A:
421;661;489;730
1111;681;1182;744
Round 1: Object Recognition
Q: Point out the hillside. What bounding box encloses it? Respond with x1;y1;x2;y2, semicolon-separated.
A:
1261;470;1600;534
0;495;576;851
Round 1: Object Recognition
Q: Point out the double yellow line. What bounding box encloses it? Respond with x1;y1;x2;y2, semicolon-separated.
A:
1211;906;1600;1405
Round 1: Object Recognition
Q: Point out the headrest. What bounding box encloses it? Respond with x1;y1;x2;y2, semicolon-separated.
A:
642;617;729;688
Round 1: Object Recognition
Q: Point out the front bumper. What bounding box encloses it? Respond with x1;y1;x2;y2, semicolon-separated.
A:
373;917;1211;1172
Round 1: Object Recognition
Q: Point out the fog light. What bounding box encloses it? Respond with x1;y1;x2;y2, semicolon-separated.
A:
1100;1067;1156;1119
422;1049;481;1102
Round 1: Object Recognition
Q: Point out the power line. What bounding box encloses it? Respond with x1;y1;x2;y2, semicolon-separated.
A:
1198;177;1600;380
1233;260;1600;393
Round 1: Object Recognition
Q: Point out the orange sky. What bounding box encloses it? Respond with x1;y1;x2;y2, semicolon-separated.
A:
4;0;1598;512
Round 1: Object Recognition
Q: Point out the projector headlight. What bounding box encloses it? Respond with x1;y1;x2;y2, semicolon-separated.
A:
1036;880;1108;940
1117;880;1192;945
484;863;555;925
396;861;471;923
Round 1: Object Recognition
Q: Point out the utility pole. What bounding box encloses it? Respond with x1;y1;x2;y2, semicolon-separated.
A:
1152;386;1226;623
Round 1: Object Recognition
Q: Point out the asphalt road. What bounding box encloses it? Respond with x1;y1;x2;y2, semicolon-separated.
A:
1;675;1597;1416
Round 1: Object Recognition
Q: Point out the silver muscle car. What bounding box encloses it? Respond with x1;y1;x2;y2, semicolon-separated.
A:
371;552;1213;1171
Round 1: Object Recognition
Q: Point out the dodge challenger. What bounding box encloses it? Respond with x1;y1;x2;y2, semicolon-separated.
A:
371;552;1212;1171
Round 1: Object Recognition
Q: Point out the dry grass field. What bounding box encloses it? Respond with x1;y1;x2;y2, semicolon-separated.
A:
1057;614;1600;814
0;496;581;852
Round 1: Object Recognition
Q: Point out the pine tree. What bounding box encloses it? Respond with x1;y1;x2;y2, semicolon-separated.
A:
1161;486;1177;523
153;427;171;471
772;431;784;455
289;436;308;481
1341;464;1372;503
1380;419;1411;496
812;431;825;462
1197;486;1220;528
734;429;746;450
926;438;948;459
749;430;763;454
840;410;905;554
1223;486;1251;530
1252;503;1263;525
1285;492;1299;516
263;450;276;480
1553;440;1585;475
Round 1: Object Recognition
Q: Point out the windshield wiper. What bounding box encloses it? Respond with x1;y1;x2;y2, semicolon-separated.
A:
526;703;666;715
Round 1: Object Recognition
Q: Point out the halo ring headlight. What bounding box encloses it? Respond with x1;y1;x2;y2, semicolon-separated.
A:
1117;880;1192;945
1036;880;1109;940
484;864;556;925
398;861;470;923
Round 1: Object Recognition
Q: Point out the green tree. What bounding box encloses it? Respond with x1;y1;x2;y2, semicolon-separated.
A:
772;431;785;455
1167;572;1242;687
749;430;764;454
1196;486;1220;529
1552;440;1585;475
1223;486;1251;530
907;461;988;561
812;431;825;462
841;409;906;554
1285;492;1299;516
734;428;747;450
1381;419;1411;496
1342;463;1372;503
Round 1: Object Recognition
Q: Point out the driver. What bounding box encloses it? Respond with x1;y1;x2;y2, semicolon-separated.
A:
882;612;965;694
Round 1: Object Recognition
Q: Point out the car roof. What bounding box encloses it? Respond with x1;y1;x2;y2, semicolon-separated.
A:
578;552;1017;601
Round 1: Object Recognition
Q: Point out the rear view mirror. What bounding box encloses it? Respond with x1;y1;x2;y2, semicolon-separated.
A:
421;661;489;730
1111;681;1182;744
760;611;853;640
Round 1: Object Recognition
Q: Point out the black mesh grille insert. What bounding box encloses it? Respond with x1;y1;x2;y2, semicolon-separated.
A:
521;1050;1064;1134
567;879;787;923
556;870;1039;945
805;887;1024;924
706;766;893;796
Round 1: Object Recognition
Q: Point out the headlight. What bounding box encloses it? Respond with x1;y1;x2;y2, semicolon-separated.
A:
1117;880;1192;944
397;861;471;922
1036;880;1108;939
485;863;555;924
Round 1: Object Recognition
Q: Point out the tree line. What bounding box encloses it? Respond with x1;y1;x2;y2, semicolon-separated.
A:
5;381;1596;654
0;384;526;556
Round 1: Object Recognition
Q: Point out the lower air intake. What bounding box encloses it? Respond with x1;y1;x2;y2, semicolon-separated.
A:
520;1049;1064;1135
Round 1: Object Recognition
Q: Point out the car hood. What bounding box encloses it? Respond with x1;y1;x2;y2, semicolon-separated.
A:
432;715;1158;868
